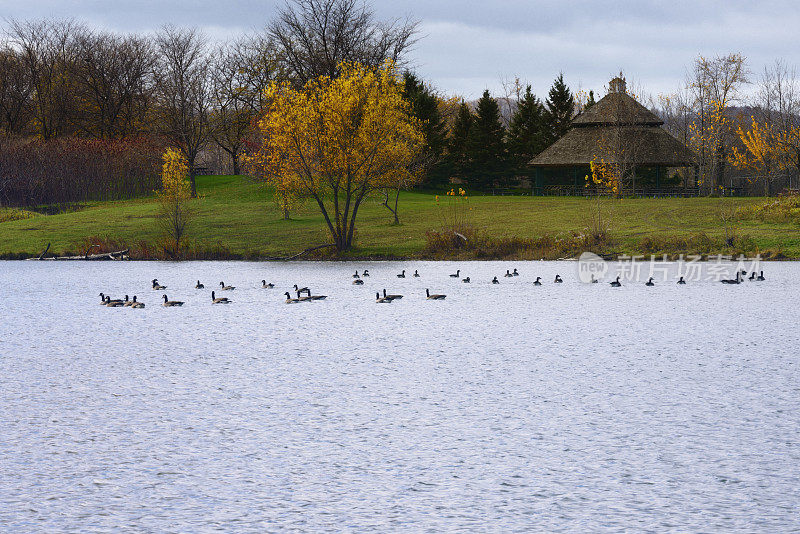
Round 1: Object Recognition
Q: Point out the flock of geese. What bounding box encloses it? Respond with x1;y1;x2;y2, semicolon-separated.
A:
97;267;767;308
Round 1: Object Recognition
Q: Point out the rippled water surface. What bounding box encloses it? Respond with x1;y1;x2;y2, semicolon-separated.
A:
1;260;799;532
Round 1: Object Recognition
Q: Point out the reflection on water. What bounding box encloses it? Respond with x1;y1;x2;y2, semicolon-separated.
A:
1;260;799;532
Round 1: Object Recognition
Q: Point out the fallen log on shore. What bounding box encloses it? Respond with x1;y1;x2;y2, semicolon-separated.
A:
26;247;129;261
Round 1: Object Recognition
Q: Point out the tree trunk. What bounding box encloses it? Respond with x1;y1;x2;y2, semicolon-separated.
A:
232;154;240;176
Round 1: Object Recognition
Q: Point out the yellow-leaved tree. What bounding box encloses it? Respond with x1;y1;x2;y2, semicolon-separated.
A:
159;147;193;254
245;62;424;251
730;120;789;195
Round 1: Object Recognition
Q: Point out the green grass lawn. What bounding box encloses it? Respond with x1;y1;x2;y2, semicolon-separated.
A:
2;174;799;259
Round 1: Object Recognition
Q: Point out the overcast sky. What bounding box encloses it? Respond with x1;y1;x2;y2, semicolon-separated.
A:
1;1;796;99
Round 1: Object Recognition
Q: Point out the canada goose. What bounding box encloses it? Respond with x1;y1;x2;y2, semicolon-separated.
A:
99;293;123;306
105;296;124;307
757;271;765;281
380;288;402;301
362;270;370;277
376;291;391;303
261;280;274;288
426;288;446;300
308;293;327;300
353;279;364;285
219;281;235;290
383;289;403;301
413;270;420;277
353;271;360;278
492;276;499;284
589;274;599;283
554;274;563;283
645;277;655;286
462;277;470;283
748;272;756;281
293;284;310;294
130;296;145;308
677;276;686;284
721;272;742;284
504;270;513;278
610;276;622;287
123;295;133;307
152;279;166;290
397;270;406;278
449;270;460;278
162;294;184;307
533;277;542;286
295;290;313;302
195;280;204;289
512;268;519;276
284;292;301;303
211;291;230;304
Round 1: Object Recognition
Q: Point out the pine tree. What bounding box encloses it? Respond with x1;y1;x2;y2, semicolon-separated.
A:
402;71;448;185
465;90;507;190
545;73;574;144
446;102;474;183
584;90;596;111
507;85;547;176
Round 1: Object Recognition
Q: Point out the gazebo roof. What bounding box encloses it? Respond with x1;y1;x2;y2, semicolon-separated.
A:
530;125;696;167
530;76;696;168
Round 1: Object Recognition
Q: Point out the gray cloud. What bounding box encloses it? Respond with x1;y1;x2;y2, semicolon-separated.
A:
1;0;796;98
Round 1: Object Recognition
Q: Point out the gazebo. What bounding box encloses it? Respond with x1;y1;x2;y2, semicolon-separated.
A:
529;76;697;195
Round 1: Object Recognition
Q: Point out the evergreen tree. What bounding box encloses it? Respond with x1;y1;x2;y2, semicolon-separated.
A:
544;73;574;144
584;90;596;111
402;71;448;185
465;90;507;190
506;85;547;176
446;102;474;183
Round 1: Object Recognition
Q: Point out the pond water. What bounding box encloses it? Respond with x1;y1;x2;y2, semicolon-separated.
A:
1;260;799;532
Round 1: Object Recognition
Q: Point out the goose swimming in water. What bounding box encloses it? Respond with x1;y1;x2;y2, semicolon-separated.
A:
554;274;563;283
293;284;309;295
610;276;622;287
677;276;686;284
284;292;301;304
504;270;513;278
645;277;655;286
123;295;133;307
533;277;542;286
462;277;470;283
362;270;370;277
211;291;231;304
195;280;204;289
426;289;446;300
261;280;274;288
99;293;123;306
353;271;360;278
105;296;124;307
748;272;756;281
162;294;184;307
721;272;742;284
219;281;235;290
383;289;402;301
353;279;364;285
512;268;519;276
413;270;420;277
449;270;460;278
152;279;166;290
130;295;145;308
397;270;406;278
295;290;313;302
376;291;391;303
757;271;765;281
492;276;499;284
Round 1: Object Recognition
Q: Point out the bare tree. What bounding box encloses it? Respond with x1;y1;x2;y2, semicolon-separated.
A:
210;36;282;174
153;25;212;197
687;53;749;191
268;0;418;86
0;44;33;136
7;18;84;139
72;31;155;139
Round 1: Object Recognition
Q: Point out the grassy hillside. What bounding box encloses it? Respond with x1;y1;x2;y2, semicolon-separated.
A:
1;175;799;259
